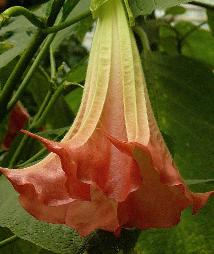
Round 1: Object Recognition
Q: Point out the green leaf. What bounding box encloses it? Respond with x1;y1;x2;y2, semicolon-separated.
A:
165;6;186;15
0;17;35;69
62;0;80;21
26;70;75;128
52;0;92;53
0;227;54;254
129;0;191;17
207;9;214;35
144;53;214;182
175;22;214;68
0;176;84;254
65;87;83;115
64;58;87;114
0;2;50;69
65;57;88;83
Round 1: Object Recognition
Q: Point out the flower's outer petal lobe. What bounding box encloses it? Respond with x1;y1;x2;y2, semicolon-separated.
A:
0;157;72;207
19;185;119;237
74;132;142;203
66;187;119;236
21;130;91;201
107;137;213;229
20;194;68;224
191;191;214;214
23;130;142;204
100;131;142;202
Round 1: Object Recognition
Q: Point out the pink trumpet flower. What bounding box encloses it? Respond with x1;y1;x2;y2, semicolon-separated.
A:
2;102;30;150
0;0;213;237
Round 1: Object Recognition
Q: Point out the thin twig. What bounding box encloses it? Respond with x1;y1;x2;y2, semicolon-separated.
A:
44;10;91;34
190;1;214;10
179;21;207;46
0;235;18;247
0;6;45;28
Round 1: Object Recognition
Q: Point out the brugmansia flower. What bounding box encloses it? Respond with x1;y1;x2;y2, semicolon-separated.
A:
0;0;213;236
2;102;29;150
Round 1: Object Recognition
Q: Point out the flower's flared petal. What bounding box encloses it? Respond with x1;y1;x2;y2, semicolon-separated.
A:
21;130;91;201
20;194;69;224
107;136;213;228
21;130;142;203
19;185;119;237
0;157;72;207
191;191;214;214
66;187;119;236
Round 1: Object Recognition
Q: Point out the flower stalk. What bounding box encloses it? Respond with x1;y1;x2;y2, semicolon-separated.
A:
0;6;46;29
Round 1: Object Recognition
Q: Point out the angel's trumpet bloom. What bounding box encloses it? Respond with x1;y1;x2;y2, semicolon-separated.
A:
2;102;29;150
0;0;213;236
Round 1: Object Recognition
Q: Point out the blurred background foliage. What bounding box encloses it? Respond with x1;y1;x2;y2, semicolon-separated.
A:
0;0;214;253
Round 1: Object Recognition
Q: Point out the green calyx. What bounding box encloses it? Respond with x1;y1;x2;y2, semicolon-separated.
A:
90;0;135;26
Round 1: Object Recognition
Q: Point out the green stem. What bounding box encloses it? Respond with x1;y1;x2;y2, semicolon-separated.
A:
9;135;29;167
5;1;87;112
50;46;56;81
7;33;56;111
133;26;151;54
38;65;51;82
33;90;53;122
44;10;91;34
0;235;18;247
17;147;47;167
0;31;46;121
179;21;206;46
0;6;46;28
46;0;66;26
190;1;214;10
32;84;65;129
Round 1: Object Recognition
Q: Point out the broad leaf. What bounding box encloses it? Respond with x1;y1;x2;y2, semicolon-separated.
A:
176;22;214;68
0;3;50;69
26;70;74;128
62;0;80;21
52;0;92;52
144;53;214;182
0;17;35;69
129;0;191;17
64;58;87;114
165;6;186;15
0;226;54;254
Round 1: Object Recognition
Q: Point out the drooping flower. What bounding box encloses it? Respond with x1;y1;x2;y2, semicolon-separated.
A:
2;102;30;150
0;0;213;236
